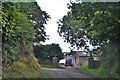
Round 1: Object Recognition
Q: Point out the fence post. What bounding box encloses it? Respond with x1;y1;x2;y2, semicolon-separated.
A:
52;57;59;65
88;57;94;69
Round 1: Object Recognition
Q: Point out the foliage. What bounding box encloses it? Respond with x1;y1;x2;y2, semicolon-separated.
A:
2;2;35;66
2;1;50;64
14;2;50;42
1;1;50;78
34;43;63;60
57;2;119;78
100;42;119;78
57;2;119;48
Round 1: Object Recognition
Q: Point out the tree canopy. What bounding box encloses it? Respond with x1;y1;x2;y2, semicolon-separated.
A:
34;43;63;60
58;2;119;49
57;2;119;78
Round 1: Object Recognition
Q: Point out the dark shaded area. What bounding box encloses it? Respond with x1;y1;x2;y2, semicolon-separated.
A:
65;57;73;66
33;43;63;64
88;57;100;69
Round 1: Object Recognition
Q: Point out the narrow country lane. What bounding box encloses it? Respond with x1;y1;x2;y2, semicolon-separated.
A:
42;67;96;79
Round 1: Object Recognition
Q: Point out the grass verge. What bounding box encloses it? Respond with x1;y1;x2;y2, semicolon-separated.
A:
40;72;53;80
40;63;60;68
40;72;50;78
79;63;109;78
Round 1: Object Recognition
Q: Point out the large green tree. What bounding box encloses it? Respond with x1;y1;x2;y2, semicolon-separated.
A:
14;2;50;42
57;2;119;78
34;43;63;60
58;2;119;48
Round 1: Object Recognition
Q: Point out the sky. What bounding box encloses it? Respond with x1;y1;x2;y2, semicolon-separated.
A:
35;0;94;52
36;0;73;52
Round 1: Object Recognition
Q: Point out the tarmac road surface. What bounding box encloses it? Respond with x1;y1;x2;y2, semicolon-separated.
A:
42;66;96;79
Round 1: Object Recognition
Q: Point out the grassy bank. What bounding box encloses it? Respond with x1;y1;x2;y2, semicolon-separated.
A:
79;63;109;78
2;53;42;78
